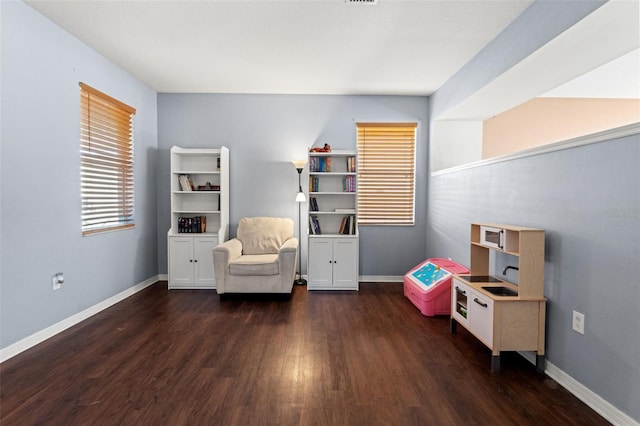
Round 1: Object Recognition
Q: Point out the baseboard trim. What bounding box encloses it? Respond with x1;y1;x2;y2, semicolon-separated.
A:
544;361;638;426
517;351;638;426
0;275;159;364
359;275;404;283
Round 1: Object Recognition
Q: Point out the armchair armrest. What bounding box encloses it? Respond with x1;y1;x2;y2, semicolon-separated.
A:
279;237;298;255
213;238;243;293
278;238;298;291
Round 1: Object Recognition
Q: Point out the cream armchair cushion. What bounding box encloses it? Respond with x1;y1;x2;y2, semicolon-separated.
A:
237;217;292;255
213;217;298;294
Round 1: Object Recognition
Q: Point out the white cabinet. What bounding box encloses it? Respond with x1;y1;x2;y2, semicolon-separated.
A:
451;279;494;347
169;236;218;289
467;283;494;346
167;146;229;289
307;237;358;290
307;150;359;291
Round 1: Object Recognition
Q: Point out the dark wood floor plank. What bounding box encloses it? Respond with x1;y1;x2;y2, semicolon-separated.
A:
0;282;610;425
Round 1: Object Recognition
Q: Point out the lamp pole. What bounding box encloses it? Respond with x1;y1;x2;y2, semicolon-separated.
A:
293;160;307;285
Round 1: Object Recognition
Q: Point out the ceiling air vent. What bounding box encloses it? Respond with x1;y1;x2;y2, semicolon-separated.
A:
346;0;378;4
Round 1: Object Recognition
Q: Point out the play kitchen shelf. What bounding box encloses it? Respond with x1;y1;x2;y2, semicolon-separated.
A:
451;223;546;373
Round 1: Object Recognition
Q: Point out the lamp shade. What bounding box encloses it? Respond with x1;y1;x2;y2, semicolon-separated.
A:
296;191;306;203
292;159;307;170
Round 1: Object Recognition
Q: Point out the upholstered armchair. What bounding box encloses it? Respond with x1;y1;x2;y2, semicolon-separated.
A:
213;217;298;294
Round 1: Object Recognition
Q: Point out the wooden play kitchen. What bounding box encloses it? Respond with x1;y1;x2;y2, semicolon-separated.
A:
450;223;546;373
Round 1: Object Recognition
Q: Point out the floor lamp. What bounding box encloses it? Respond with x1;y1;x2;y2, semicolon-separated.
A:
292;160;307;285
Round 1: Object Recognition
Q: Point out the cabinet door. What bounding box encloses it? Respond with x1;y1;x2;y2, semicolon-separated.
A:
333;238;357;289
169;237;194;285
469;290;494;348
308;239;333;288
451;279;471;327
194;237;218;287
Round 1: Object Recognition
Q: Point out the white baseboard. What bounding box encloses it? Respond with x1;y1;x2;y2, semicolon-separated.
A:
517;352;638;426
359;275;404;283
544;361;638;426
0;275;159;364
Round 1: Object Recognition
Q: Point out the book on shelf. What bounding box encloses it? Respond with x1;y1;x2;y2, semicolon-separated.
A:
310;197;319;212
309;215;321;235
178;216;207;233
347;156;356;173
309;176;319;192
342;175;355;192
179;175;194;191
339;216;347;234
309;156;331;172
339;215;356;235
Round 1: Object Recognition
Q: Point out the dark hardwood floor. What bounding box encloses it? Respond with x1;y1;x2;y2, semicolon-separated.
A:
1;282;609;425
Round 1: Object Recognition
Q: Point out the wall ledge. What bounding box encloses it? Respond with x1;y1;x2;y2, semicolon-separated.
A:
432;122;640;176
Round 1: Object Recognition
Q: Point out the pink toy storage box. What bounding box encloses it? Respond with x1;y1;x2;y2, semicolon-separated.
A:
404;258;469;316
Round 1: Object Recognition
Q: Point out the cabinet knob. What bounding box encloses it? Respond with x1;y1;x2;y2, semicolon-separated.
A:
189;259;193;262
194;259;198;262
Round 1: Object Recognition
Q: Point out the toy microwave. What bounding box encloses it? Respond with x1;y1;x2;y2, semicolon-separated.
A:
480;225;505;250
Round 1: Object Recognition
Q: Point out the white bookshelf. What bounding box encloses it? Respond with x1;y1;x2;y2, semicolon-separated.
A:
307;150;359;290
167;146;229;289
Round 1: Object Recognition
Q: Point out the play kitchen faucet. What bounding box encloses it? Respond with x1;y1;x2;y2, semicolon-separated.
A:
502;265;519;275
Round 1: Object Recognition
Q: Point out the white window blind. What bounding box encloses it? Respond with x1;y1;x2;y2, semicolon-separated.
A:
357;122;417;225
80;83;136;235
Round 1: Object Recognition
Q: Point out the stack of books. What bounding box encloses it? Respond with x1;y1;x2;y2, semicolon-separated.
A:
178;175;194;191
178;216;206;233
309;216;321;235
342;176;356;192
339;215;356;235
309;156;332;172
309;197;319;211
346;156;356;172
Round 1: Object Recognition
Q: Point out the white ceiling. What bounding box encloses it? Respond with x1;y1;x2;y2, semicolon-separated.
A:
25;0;534;95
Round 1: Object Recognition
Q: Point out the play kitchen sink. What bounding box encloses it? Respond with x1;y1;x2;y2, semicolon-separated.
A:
482;286;518;297
455;275;519;297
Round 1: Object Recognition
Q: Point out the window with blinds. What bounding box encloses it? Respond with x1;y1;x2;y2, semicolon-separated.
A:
357;123;417;225
80;83;136;235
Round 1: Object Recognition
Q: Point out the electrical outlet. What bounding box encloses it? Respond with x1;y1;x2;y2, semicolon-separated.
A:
52;272;64;290
572;310;585;335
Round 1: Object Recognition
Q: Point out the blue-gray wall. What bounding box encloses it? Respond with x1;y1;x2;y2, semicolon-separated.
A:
429;0;639;421
0;1;159;348
157;94;429;278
